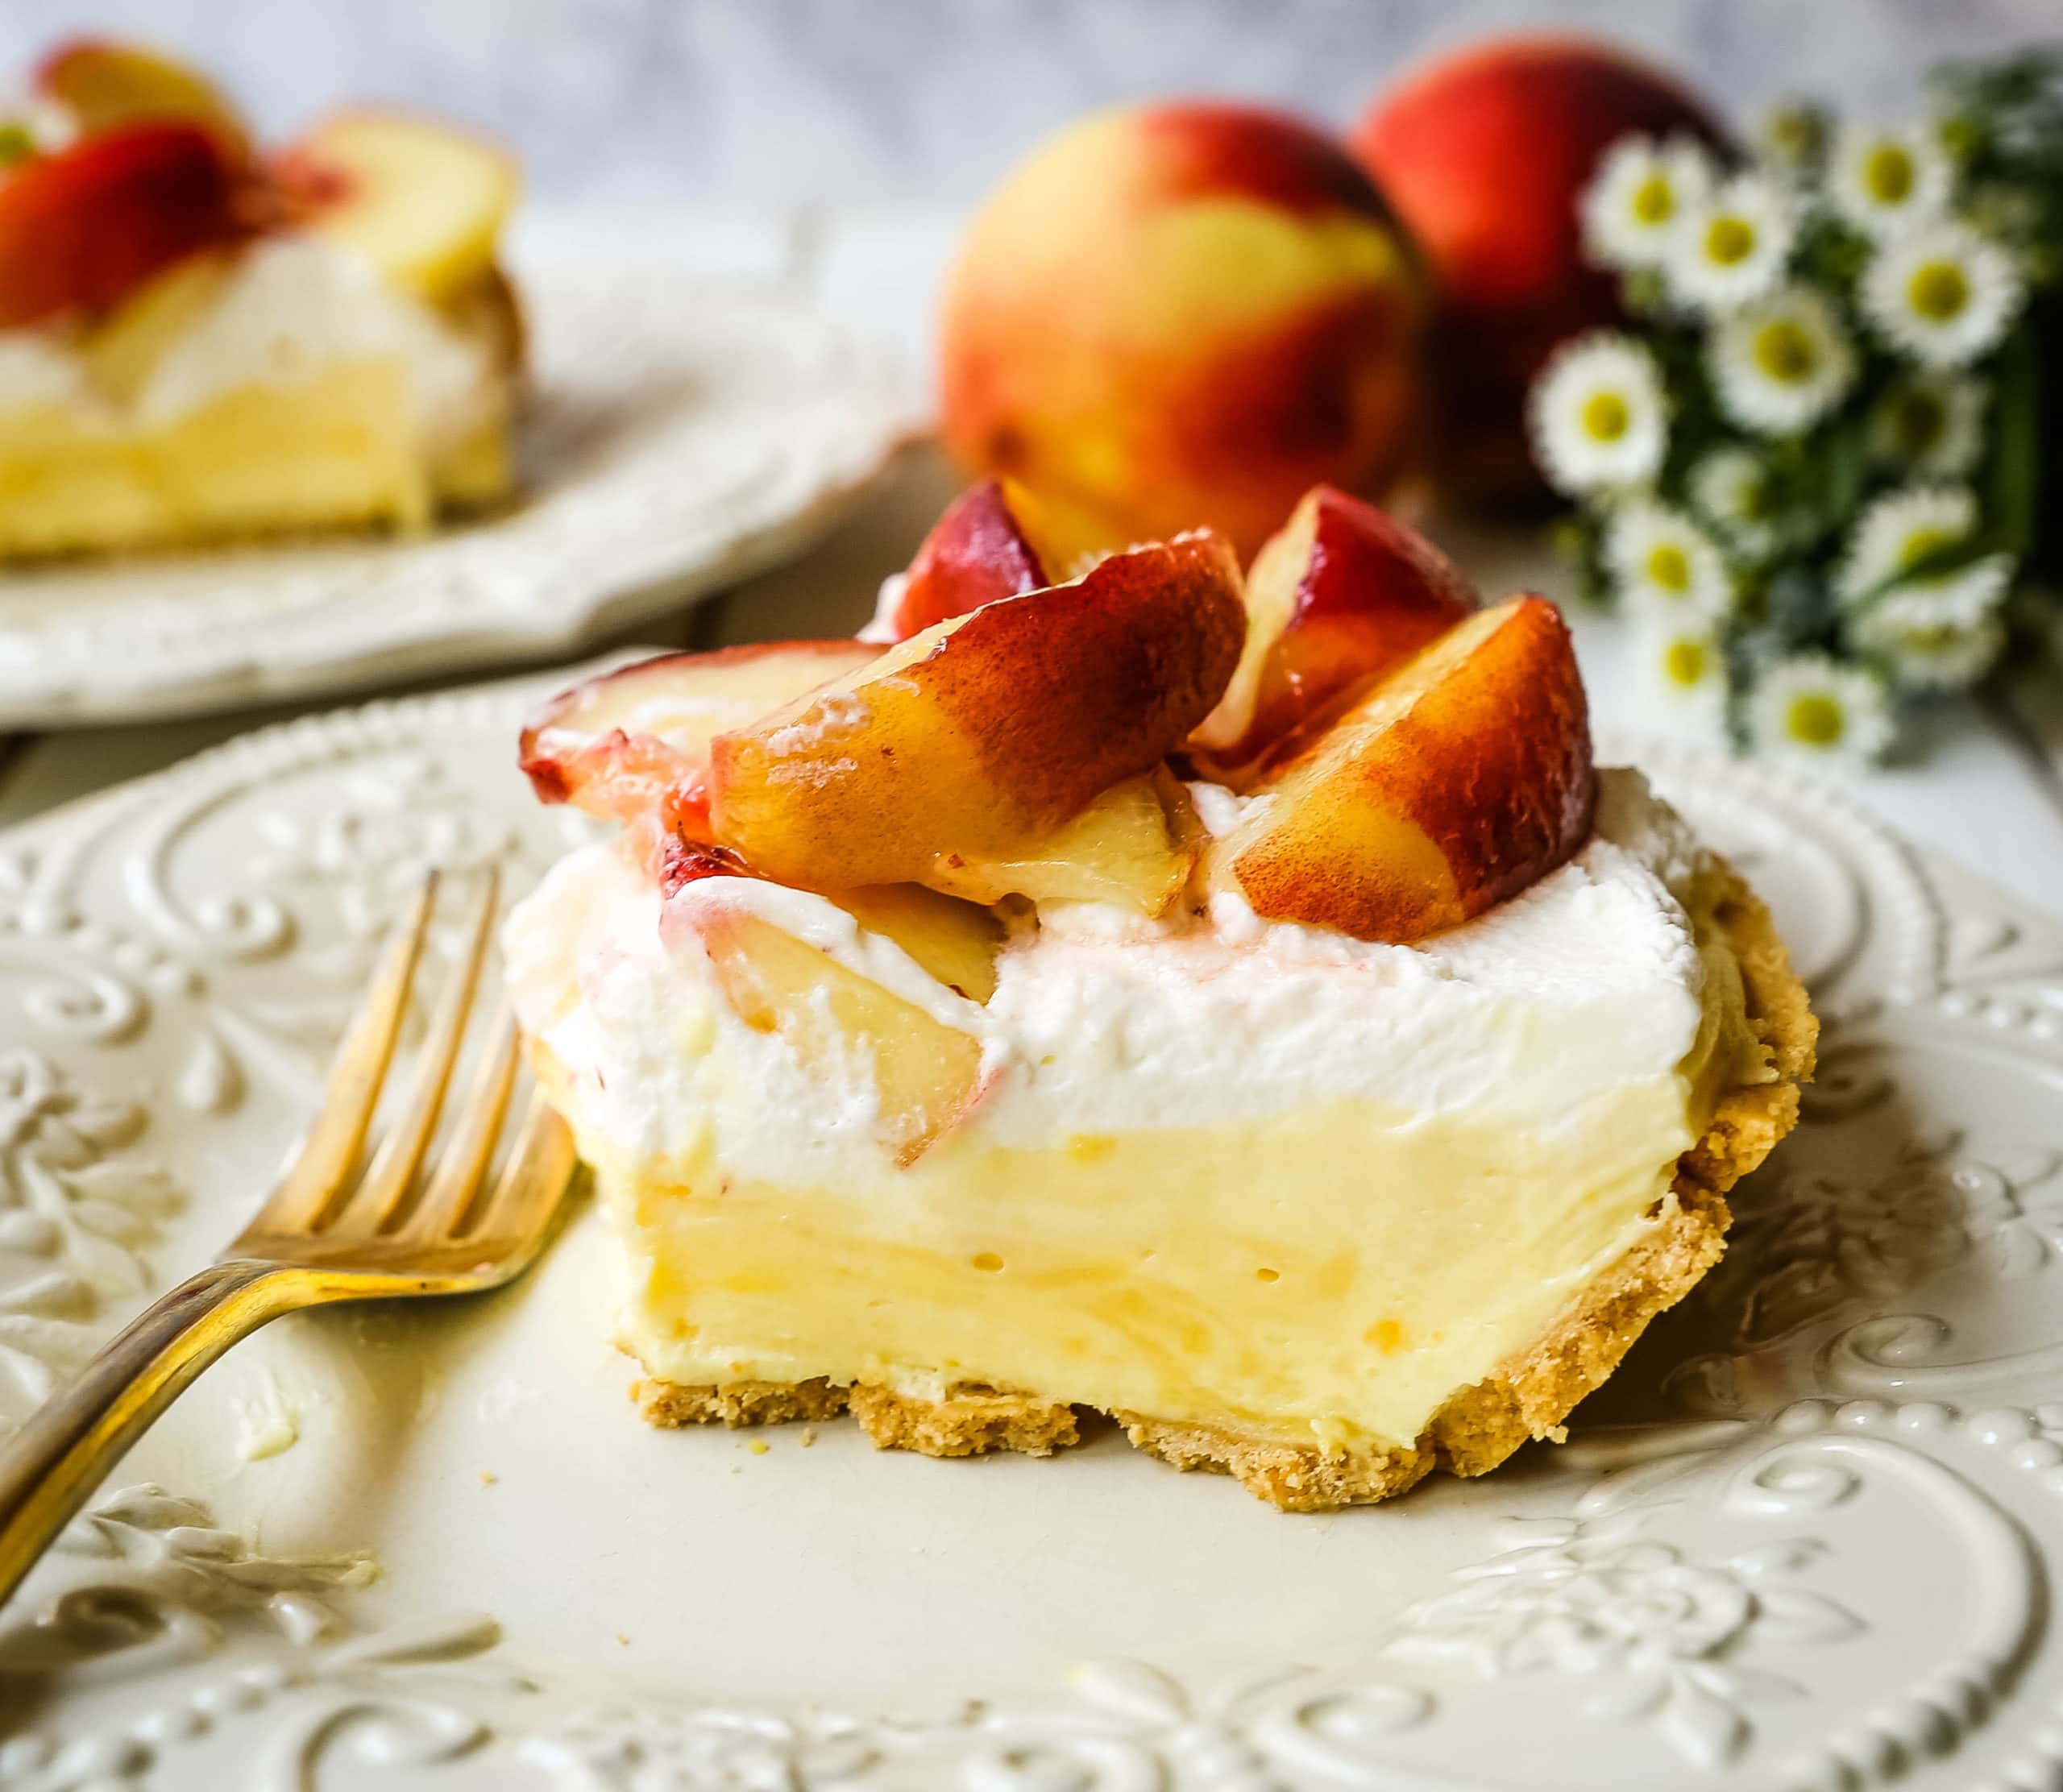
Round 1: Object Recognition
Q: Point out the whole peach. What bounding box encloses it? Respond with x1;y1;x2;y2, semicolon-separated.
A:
1351;35;1724;500
940;103;1429;561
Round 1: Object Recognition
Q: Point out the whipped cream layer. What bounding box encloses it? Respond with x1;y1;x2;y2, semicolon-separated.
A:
509;769;1720;1183
0;236;497;453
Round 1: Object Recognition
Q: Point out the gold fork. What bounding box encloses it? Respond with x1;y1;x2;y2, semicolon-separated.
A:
0;868;576;1608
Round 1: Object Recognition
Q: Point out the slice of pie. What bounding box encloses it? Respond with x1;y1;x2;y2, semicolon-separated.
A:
0;39;521;561
506;488;1814;1510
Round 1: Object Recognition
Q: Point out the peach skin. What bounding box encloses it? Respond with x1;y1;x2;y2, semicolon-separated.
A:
1351;35;1722;500
708;533;1245;892
1193;484;1476;772
34;38;249;151
0;122;249;328
940;103;1430;559
520;641;877;835
879;478;1052;641
278;110;519;303
1203;595;1596;943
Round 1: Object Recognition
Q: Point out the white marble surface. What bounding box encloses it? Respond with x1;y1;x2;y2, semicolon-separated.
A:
2;0;2057;203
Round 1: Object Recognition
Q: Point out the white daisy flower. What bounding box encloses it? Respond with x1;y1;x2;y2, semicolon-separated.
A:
1708;287;1858;436
1667;172;1798;313
1581;133;1716;271
1903;552;2015;624
1867;372;1987;478
1640;621;1729;728
1834;484;1978;604
1859;220;2026;369
1826;122;1952;241
1748;654;1895;768
1605;500;1734;622
1526;333;1669;496
1689;446;1784;559
1846;587;2007;691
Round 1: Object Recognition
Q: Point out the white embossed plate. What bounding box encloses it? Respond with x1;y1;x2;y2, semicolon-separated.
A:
1;660;2061;1791
0;263;911;728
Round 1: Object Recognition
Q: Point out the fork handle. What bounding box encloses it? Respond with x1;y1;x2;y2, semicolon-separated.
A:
0;1259;318;1610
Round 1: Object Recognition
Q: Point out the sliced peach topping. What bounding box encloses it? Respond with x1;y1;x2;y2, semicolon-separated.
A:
1202;595;1595;943
0;122;249;329
882;477;1048;640
691;904;987;1165
521;641;877;835
34;38;249;152
928;768;1200;916
278;110;518;303
708;533;1243;894
660;844;1004;1006
878;475;1117;641
1194;484;1476;774
829;884;1006;1004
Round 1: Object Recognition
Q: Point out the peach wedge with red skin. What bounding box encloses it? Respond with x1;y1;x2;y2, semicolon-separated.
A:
0;122;248;329
882;476;1124;641
520;640;878;835
34;38;250;152
1194;484;1476;771
278;110;517;303
881;478;1052;641
1204;595;1596;944
709;533;1245;892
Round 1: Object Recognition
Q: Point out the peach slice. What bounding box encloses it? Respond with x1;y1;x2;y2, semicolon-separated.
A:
657;837;1004;1003
280;110;517;302
1202;595;1595;943
880;478;1050;641
0;122;247;328
879;476;1119;641
1194;486;1476;771
694;904;986;1165
831;885;1007;1004
666;846;1005;1004
708;533;1244;892
928;769;1200;915
521;641;878;834
34;38;249;153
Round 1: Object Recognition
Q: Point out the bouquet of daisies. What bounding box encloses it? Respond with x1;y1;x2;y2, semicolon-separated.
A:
1529;50;2061;767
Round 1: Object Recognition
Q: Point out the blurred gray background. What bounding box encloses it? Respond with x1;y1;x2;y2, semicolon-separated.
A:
3;0;2057;202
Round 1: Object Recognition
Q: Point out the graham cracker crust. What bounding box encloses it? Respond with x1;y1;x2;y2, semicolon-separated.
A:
633;1376;1080;1457
637;1377;849;1428
634;858;1814;1511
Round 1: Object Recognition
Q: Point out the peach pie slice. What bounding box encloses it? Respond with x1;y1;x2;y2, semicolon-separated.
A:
507;496;1815;1510
0;39;520;560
